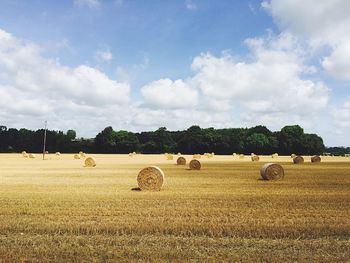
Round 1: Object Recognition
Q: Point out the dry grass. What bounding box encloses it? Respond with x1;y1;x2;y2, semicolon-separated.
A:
0;153;349;262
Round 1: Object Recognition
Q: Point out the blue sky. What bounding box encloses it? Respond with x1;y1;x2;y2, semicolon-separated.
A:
0;0;349;146
0;0;274;87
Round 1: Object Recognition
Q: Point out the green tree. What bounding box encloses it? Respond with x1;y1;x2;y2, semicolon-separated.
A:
94;126;117;153
177;126;205;154
0;125;8;151
246;133;269;153
115;130;140;153
6;128;19;152
153;127;176;153
278;125;304;154
301;134;325;155
66;130;77;141
141;141;158;153
247;125;272;137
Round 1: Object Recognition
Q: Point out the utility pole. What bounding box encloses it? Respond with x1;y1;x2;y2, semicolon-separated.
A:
43;121;47;160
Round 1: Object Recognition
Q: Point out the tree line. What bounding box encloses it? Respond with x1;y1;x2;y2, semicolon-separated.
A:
0;124;331;155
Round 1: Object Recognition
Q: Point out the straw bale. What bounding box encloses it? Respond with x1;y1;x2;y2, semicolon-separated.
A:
137;166;164;191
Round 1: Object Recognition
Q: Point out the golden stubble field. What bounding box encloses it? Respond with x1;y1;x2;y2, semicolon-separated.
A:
0;153;349;262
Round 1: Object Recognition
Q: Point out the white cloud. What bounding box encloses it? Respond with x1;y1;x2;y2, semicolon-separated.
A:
329;98;350;145
95;48;113;62
191;34;328;123
262;0;350;44
141;79;198;109
185;0;197;10
332;98;350;128
0;28;130;137
344;100;350;109
137;33;328;132
262;0;350;81
322;41;350;81
74;0;100;9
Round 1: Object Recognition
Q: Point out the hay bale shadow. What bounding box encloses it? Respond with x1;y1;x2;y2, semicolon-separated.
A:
131;187;141;191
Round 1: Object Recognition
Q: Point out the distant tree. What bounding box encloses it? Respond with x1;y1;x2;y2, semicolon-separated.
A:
0;125;8;151
32;129;45;152
301;134;325;155
267;134;279;154
204;128;230;154
246;133;270;153
115;130;140;153
66;130;77;141
226;128;246;153
0;123;327;155
177;125;205;154
141;141;158;154
247;125;272;137
153;127;176;153
6;128;19;152
0;126;7;132
17;128;33;151
278;125;304;154
94;126;116;153
326;147;350;156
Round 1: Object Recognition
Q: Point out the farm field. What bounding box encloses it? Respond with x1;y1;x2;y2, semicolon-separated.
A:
0;153;349;262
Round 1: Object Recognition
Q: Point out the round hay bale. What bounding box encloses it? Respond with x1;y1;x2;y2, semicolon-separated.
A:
55;152;61;156
45;151;49;154
166;154;173;160
260;163;284;180
293;155;304;164
232;153;237;156
23;153;29;158
177;152;181;156
29;153;36;159
239;154;245;159
251;155;260;162
79;152;86;157
311;155;321;163
84;157;96;167
271;153;278;158
129;153;133;157
189;159;201;170
137;166;164;191
74;154;81;160
291;154;296;158
177;156;186;165
132;151;137;155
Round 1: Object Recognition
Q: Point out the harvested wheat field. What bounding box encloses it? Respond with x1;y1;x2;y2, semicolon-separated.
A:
0;153;349;262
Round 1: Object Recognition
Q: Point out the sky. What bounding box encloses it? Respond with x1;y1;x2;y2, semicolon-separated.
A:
0;0;349;146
